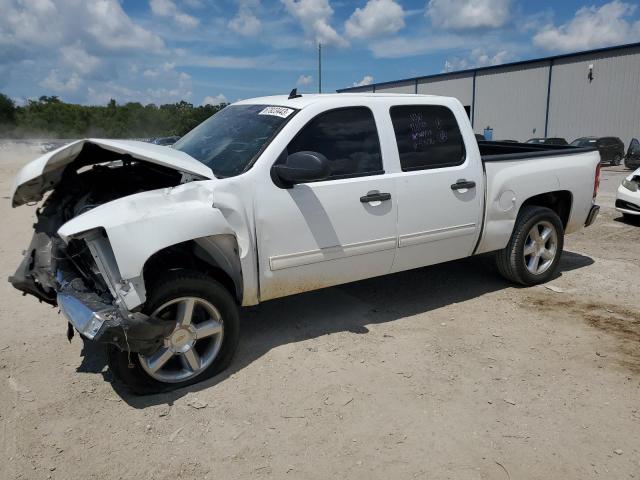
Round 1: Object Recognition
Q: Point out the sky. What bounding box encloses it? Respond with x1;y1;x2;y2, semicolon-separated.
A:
1;0;639;106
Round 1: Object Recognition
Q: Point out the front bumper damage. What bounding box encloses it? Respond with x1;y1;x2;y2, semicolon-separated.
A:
9;229;173;356
56;270;173;355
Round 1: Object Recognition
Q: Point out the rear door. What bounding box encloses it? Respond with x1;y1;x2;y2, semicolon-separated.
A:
388;104;483;273
255;106;398;300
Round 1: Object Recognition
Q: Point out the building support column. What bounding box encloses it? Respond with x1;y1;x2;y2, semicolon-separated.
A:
544;59;554;137
471;71;477;129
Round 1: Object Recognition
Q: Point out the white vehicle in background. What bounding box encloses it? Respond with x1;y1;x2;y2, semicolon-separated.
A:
616;167;640;220
9;92;601;394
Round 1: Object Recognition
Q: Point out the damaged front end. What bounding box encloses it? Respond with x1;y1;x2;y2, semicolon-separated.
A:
9;139;211;354
11;221;175;355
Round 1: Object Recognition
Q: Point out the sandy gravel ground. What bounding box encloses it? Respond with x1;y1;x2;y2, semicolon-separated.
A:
0;145;639;480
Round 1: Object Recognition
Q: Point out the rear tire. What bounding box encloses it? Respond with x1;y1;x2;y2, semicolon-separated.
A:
107;271;239;395
496;206;564;286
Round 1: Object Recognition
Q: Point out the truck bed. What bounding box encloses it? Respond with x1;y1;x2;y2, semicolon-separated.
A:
479;141;596;162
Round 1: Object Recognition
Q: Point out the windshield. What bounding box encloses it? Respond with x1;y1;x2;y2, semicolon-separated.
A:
173;104;295;177
570;138;596;147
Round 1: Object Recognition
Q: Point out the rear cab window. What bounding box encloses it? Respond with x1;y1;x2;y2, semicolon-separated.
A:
389;105;466;171
285;107;383;180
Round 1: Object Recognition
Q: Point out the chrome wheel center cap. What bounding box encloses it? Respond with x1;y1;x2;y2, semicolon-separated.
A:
168;326;196;354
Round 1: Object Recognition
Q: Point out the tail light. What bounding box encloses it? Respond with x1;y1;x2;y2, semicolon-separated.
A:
593;163;601;199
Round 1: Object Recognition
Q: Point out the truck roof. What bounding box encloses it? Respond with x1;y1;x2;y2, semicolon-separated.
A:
233;93;444;109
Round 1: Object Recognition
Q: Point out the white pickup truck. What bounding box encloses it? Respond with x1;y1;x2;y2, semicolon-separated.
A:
10;93;601;394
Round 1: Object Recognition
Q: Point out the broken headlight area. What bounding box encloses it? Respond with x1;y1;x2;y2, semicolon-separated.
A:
56;265;174;355
9;157;185;354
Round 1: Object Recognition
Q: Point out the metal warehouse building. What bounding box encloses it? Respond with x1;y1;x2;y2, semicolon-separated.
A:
338;42;640;147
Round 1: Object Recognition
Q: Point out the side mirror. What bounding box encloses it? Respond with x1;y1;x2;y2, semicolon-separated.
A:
272;151;330;187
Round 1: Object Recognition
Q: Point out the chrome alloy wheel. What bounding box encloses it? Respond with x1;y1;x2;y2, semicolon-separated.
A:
139;297;224;383
523;220;558;275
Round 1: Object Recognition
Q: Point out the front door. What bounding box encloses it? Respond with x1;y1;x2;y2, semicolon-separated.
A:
256;107;397;301
386;104;483;273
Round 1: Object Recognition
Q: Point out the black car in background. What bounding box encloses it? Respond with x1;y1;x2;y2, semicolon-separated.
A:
526;137;568;145
475;133;486;142
570;136;625;166
626;138;640;169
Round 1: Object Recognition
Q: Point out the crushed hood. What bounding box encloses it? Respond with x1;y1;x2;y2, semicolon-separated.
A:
10;138;215;207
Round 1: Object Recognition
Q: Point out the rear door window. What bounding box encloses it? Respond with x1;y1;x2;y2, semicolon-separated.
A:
286;107;383;179
389;105;465;171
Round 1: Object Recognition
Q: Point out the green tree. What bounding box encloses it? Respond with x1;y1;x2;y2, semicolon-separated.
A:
0;93;16;125
0;91;226;139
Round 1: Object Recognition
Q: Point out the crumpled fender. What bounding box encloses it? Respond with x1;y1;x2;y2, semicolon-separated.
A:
58;181;235;283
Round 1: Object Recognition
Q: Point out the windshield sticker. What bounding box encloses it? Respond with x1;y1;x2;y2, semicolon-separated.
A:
259;106;294;118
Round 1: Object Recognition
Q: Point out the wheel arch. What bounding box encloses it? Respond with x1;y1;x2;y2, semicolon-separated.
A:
142;235;243;304
519;190;572;230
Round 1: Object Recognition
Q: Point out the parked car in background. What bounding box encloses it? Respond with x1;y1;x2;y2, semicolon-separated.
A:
151;136;180;146
570;136;624;166
475;133;486;141
9;93;601;394
625;138;640;169
526;137;568;145
616;167;640;220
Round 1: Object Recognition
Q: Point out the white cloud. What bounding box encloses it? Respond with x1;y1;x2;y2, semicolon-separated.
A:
296;74;313;86
86;76;194;105
59;44;101;76
84;1;165;51
427;0;511;30
370;34;470;58
353;75;374;87
87;83;138;105
176;52;276;69
40;70;82;93
281;0;348;47
150;0;199;28
345;0;405;39
444;48;513;72
202;94;228;105
533;1;640;52
229;1;262;36
0;0;164;56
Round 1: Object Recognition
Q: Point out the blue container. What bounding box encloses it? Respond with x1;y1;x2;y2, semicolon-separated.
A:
483;127;493;141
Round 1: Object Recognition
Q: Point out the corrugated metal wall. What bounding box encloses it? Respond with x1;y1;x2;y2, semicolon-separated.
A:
375;80;415;93
548;46;640;146
339;44;640;147
417;73;473;107
346;85;374;93
474;62;550;141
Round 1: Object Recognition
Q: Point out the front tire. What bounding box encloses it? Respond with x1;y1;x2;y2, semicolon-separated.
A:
107;271;239;395
496;206;564;286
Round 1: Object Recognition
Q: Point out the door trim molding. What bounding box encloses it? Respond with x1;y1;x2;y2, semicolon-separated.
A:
269;236;396;271
398;223;476;248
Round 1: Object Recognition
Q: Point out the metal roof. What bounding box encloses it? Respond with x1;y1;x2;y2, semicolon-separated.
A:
337;42;640;92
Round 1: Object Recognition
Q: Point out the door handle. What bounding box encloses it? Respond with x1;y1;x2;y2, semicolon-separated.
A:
360;192;391;203
451;179;476;190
